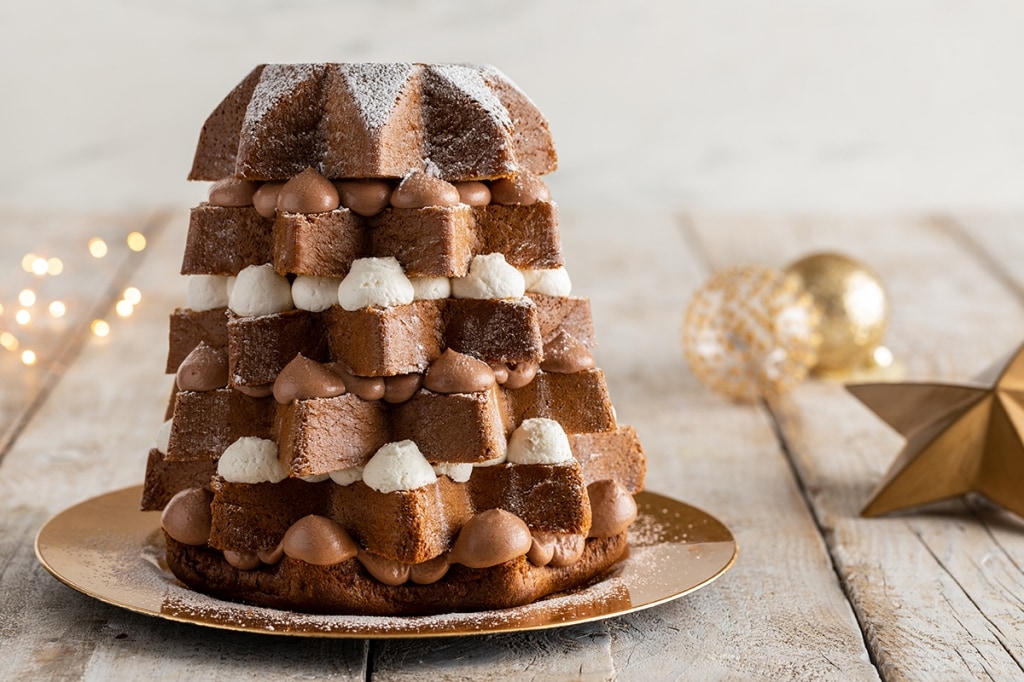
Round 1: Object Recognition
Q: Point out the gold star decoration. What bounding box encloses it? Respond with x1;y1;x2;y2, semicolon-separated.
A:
847;343;1024;518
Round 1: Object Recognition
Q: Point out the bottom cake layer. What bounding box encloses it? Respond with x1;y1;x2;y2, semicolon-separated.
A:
165;532;628;616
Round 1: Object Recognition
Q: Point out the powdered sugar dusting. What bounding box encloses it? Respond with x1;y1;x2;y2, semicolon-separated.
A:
123;527;634;636
244;64;320;131
430;64;512;131
338;63;415;130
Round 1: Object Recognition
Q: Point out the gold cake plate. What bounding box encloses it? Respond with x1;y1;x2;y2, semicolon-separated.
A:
35;485;736;638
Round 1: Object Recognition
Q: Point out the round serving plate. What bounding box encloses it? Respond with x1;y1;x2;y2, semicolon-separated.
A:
35;485;736;638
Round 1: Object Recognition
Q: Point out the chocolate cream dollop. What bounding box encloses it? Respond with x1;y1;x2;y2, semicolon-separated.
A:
253;181;283;218
449;508;533;569
335;179;393;216
277;167;340;214
208;178;258;207
423;349;496;394
540;330;595;374
175;342;228;391
161;487;213;546
390;170;460;208
489;171;550;206
328;363;386;401
273;354;347;404
587;480;638;538
503;361;539;389
529;532;586;567
282;515;359;566
454;181;492;206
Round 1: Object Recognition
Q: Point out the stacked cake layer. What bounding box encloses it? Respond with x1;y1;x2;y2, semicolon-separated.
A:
144;63;646;615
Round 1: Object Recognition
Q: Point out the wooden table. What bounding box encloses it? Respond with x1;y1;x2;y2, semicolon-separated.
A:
2;205;1023;680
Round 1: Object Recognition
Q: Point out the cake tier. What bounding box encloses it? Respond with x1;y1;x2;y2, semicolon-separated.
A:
167;293;594;381
164;532;626;616
183;202;561;278
188;63;557;183
142;424;645;513
163;370;616;471
207;458;591;561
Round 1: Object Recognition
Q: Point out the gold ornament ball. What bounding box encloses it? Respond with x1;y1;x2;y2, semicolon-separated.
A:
785;252;889;373
683;265;821;401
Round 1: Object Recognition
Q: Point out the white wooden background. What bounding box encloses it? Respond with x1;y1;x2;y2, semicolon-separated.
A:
3;2;1024;680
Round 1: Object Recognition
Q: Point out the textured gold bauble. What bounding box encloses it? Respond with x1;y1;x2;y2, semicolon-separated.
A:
683;265;820;402
785;252;889;374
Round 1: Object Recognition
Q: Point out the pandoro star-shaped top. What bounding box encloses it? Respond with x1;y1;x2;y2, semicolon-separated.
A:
848;343;1024;518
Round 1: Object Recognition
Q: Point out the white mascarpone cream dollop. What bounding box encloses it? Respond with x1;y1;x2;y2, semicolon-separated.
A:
187;275;230;311
506;418;574;465
451;253;525;299
432;462;473;483
155;419;173;455
228;264;294;316
410;275;452;301
521;267;572;297
292;275;342;312
218;437;289;484
328;466;364;486
337;257;415;311
362;440;437;493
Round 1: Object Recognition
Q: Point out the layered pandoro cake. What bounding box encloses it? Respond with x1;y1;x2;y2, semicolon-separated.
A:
142;63;646;616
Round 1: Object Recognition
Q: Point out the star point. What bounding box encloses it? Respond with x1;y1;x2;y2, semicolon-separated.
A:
849;342;1024;519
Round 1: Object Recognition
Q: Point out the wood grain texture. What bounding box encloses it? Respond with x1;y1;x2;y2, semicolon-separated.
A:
687;213;1024;680
0;210;370;680
6;208;1024;680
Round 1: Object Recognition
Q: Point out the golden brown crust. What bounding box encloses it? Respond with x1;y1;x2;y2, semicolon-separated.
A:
187;64;557;183
164;531;625;616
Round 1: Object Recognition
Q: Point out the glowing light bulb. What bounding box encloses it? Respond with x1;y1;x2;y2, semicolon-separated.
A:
0;332;17;350
49;301;66;318
21;349;37;366
88;238;108;258
18;289;36;306
123;287;142;305
91;319;110;337
115;300;134;317
31;257;49;275
47;257;63;275
126;232;147;252
15;310;30;325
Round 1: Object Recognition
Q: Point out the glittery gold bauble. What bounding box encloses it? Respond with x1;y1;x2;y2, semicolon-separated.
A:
683;265;820;401
785;252;889;374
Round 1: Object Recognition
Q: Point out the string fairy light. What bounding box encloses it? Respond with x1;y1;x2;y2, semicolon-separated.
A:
123;287;142;305
90;319;110;337
126;232;147;252
6;225;149;371
88;238;108;258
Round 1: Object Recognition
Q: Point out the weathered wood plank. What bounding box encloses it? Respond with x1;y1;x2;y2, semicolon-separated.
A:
0;210;370;680
590;210;877;681
687;213;1024;679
